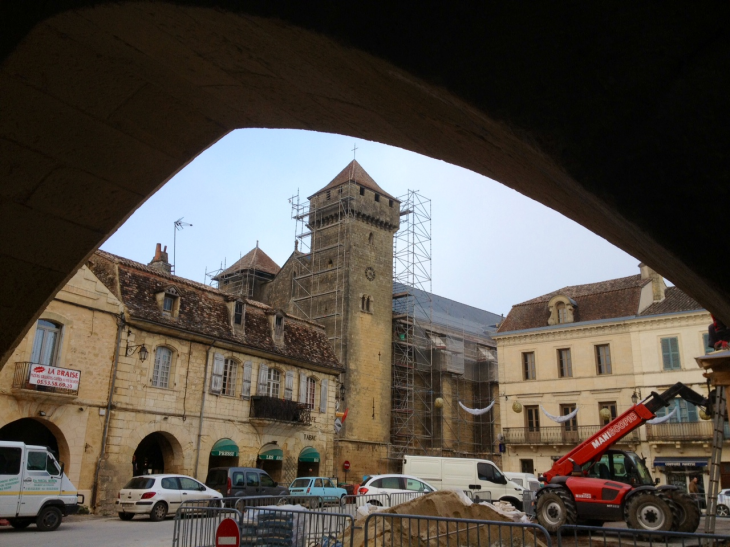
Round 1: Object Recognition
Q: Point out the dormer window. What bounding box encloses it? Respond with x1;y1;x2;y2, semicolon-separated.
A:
157;287;180;318
234;301;243;325
556;302;568;323
163;295;174;313
275;314;284;335
547;295;576;326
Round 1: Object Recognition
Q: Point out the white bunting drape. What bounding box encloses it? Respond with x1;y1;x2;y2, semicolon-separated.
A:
646;406;678;425
541;405;579;423
458;400;495;416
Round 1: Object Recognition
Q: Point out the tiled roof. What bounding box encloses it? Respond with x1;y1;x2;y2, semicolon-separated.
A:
498;275;650;332
88;251;341;372
213;246;281;280
309;160;397;201
639;286;704;316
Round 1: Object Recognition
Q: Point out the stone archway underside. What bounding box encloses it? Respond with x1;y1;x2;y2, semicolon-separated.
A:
1;2;730;365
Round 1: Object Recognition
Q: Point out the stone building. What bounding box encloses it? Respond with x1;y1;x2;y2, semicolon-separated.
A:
494;263;721;495
0;247;342;512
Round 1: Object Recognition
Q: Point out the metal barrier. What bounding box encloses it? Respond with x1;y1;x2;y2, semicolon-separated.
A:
336;494;392;519
240;506;354;547
522;490;537;517
390;491;425;506
557;524;730;547
172;504;241;547
363;513;552;547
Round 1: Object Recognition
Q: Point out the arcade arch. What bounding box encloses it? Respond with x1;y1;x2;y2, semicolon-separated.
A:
0;418;71;474
133;432;183;476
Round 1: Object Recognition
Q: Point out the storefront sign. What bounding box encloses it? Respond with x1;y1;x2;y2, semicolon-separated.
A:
29;365;81;390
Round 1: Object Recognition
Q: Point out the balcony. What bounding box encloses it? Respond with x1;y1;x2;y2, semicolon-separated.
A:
250;396;311;425
646;421;717;442
504;425;640;445
12;362;80;397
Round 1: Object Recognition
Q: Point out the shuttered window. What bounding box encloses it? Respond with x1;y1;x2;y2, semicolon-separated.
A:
284;371;294;400
299;373;308;403
267;368;281;398
319;379;328;413
257;364;269;395
222;358;237;396
306;378;316;409
241;362;252;398
661;337;681;370
210;353;225;394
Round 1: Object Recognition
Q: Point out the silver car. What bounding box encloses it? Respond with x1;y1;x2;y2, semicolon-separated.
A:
717;488;730;517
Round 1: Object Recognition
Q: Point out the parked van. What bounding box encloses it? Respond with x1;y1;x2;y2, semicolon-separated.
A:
504;472;541;492
0;441;82;531
403;455;524;509
205;467;289;499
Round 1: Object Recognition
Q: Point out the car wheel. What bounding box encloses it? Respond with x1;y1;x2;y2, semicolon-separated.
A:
118;512;135;521
8;518;32;529
36;506;63;532
718;505;730;518
149;501;168;522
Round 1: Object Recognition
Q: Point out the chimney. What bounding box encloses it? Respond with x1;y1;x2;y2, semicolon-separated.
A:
639;263;666;302
148;243;172;274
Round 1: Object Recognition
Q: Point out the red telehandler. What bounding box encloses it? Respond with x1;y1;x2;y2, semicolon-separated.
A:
535;382;712;534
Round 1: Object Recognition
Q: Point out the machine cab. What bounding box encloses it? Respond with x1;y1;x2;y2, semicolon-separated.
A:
583;450;654;486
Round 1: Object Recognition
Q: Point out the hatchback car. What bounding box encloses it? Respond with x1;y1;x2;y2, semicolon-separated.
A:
288;477;347;502
717;489;730;517
358;474;435;505
116;474;222;521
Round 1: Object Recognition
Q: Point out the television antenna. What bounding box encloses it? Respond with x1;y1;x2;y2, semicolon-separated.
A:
173;217;192;274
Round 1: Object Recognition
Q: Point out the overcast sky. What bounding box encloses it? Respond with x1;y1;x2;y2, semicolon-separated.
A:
101;129;640;316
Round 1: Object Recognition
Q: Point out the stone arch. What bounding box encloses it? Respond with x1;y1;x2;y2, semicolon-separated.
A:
0;417;72;475
124;423;187;476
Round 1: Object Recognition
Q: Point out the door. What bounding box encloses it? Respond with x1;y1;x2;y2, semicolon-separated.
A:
0;445;22;517
259;472;279;496
160;477;183;511
477;462;507;501
179;476;210;504
311;478;326;499
231;470;247;497
18;450;61;517
245;471;261;496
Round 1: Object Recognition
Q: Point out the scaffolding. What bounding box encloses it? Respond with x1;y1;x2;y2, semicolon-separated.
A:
288;179;354;363
389;191;499;466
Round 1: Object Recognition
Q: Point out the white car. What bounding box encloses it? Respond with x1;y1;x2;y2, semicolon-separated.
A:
717;489;730;517
357;474;436;505
116;474;222;521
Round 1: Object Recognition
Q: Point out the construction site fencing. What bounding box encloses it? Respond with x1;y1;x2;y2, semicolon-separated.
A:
241;506;355;547
363;513;552;547
172;504;241;547
389;491;426;506
523;490;537;517
556;524;730;547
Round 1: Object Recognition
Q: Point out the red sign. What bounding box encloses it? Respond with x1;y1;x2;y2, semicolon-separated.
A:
29;365;81;391
215;518;240;547
343;461;350;470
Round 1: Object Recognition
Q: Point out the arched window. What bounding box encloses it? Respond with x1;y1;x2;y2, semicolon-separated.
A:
368;232;374;245
306;377;316;409
361;295;367;311
366;296;372;313
152;347;173;388
31;319;62;366
556;302;568;323
267;368;281;398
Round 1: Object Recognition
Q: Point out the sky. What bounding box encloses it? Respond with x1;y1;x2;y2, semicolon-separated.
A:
101;129;641;316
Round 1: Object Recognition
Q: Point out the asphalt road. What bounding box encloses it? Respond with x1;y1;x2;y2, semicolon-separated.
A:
0;514;175;547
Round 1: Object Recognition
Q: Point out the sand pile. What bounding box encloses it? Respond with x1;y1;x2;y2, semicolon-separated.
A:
347;491;548;547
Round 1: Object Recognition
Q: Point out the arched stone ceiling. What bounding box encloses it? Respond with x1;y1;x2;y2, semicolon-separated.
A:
1;2;729;365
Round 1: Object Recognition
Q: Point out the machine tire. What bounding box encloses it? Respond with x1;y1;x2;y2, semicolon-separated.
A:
667;491;700;533
36;506;63;532
118;512;135;521
625;492;674;533
8;518;32;529
149;501;168;522
718;504;730;518
536;489;577;533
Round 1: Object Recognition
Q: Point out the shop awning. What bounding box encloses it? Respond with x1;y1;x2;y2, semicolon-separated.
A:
654;457;708;468
259;444;283;461
210;438;239;457
299;447;320;463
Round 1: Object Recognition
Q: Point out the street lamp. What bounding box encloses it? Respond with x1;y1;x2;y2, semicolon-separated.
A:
631;389;642;405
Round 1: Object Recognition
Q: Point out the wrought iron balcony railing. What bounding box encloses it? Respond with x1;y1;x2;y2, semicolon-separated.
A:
646;421;716;441
12;362;80;396
250;396;311;425
503;425;640;445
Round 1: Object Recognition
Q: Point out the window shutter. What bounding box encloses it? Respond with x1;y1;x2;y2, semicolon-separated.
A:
242;361;252;398
319;379;328;413
299;373;308;403
284;371;294;400
257;363;269;395
210;353;224;394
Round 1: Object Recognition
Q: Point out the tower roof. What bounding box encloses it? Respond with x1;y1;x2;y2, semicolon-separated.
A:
213;245;280;280
309;160;397;201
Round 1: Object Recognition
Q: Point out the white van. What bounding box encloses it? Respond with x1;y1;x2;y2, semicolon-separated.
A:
504;472;541;492
403;455;524;509
0;441;82;531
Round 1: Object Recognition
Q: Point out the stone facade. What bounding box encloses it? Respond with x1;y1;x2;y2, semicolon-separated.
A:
494;264;720;495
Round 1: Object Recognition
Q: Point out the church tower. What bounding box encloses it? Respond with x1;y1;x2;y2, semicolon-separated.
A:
292;160;400;478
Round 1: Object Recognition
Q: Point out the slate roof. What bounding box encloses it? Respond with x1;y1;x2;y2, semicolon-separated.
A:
88;251;341;372
309;160;397;201
497;274;704;334
213;246;280;280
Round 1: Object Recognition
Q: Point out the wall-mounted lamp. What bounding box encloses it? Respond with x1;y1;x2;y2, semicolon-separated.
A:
631;389;642;405
125;329;148;362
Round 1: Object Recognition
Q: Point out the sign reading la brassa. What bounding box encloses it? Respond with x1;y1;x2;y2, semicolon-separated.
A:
29;365;81;390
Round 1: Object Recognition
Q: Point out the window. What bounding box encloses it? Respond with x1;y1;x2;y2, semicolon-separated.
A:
599;402;617;426
31;319;61;366
374;193;380;202
656;399;699;423
275;314;284;337
161;477;180;490
520;459;534;474
368;232;373;244
163;295;174;313
359;186;365;196
306;377;316;409
361;295;373;313
595;344;612;375
379;477;402;489
661;337;681;370
27;451;46;471
246;473;259;487
389;199;393;208
556;302;568;323
152;347;172;388
0;447;21;475
406;478;428;492
703;333;714;354
561;404;578;432
234;301;243;325
222;358;237;396
326;190;331;200
180;477;202;491
242;362;252;398
557;348;572;377
314;478;323;487
267;368;281;398
525;406;540;442
477;463;504;483
46;454;60;475
522;352;536;380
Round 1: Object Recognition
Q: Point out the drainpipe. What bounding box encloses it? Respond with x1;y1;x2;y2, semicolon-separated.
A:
194;342;215;479
91;312;125;510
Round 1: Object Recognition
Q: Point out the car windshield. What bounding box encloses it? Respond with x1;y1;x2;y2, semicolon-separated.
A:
291;479;310;488
123;477;155;489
